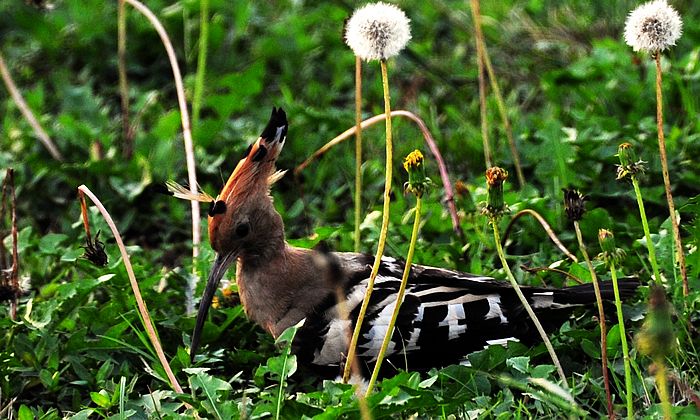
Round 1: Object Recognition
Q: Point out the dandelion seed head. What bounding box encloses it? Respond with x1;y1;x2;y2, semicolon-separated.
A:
344;2;411;61
624;0;682;53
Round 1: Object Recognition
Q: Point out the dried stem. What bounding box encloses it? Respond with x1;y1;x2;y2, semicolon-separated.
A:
354;57;363;252
479;35;525;188
295;109;463;238
123;0;201;264
78;185;184;395
574;221;613;418
654;53;688;296
0;51;63;161
192;0;209;129
470;0;492;168
503;209;578;262
123;0;201;315
117;0;134;159
343;59;393;383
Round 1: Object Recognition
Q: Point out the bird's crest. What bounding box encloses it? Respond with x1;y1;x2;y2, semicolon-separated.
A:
166;107;288;213
216;107;288;207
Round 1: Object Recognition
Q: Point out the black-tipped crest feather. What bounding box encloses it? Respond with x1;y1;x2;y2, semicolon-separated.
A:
260;107;288;143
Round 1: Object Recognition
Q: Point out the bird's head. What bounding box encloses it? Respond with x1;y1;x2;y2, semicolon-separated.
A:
190;106;288;361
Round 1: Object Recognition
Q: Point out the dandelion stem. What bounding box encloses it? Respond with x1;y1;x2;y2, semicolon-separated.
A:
609;260;634;420
491;220;568;387
631;176;662;284
574;221;613;418
654;53;688;296
655;359;673;420
343;59;394;383
366;197;422;396
354;57;363;253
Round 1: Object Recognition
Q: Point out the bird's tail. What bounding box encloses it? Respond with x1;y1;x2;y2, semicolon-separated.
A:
529;279;640;309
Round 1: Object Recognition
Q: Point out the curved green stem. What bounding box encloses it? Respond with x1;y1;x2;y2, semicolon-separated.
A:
343;59;393;383
366;197;422;395
492;220;568;387
574;221;613;418
631;177;662;285
354;57;363;252
610;260;634;419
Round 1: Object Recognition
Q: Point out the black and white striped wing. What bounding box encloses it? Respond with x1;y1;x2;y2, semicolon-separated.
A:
298;253;637;375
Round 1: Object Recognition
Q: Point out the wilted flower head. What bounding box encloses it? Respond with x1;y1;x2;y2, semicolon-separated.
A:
624;0;682;54
483;167;509;219
562;188;588;222
616;142;647;180
344;2;411;61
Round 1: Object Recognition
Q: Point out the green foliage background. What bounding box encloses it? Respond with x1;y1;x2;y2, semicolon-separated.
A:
1;0;699;418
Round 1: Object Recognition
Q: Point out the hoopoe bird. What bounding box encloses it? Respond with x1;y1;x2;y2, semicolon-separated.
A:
174;107;639;376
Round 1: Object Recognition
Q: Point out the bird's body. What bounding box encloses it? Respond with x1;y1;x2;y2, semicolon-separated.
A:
233;245;637;376
179;107;639;376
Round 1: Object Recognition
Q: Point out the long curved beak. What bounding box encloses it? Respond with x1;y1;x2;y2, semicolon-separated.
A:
190;252;237;362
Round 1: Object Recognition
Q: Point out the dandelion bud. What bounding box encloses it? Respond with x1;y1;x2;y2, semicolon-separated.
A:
344;2;412;61
598;229;626;266
403;149;431;198
484;167;508;217
616;142;647;180
636;286;676;359
624;0;682;54
562;188;587;222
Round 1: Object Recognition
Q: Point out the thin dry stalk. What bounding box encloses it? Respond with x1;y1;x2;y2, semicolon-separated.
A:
294;110;463;238
0;52;63;161
574;221;614;419
118;0;134;159
354;57;363;252
503;209;578;262
78;185;184;395
123;0;201;264
654;53;688;296
479;38;525;188
469;0;492;168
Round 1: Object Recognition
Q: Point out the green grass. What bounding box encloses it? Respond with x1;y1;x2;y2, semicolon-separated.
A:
1;0;699;418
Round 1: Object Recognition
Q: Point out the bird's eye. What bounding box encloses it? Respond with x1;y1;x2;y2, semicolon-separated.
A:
235;223;250;238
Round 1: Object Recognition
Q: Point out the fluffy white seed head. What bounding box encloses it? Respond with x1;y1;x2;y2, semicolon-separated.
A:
624;0;682;53
344;2;411;61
